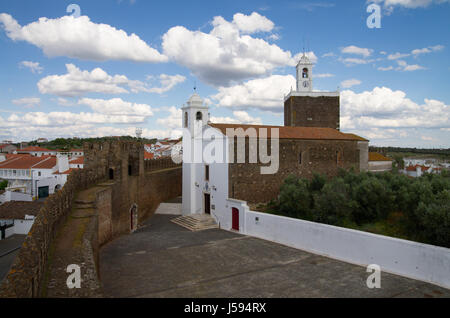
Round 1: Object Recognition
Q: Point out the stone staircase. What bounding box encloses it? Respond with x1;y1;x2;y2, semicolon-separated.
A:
171;214;218;232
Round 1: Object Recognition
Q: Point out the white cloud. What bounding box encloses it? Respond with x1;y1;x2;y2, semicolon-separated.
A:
315;73;335;78
341;87;449;130
396;60;426;71
340;79;361;88
387;52;410;60
37;64;183;97
370;0;449;9
38;64;129;97
211;111;262;125
339;57;373;65
19;61;43;74
341;46;373;57
162;12;308;86
55;97;76;107
377;66;394;71
212;74;296;111
232;12;274;33
12;97;40;108
156;106;181;129
322;52;335;58
0;13;167;63
5;111;147;127
0;122;177;142
412;44;444;56
146;74;186;94
78;98;153;117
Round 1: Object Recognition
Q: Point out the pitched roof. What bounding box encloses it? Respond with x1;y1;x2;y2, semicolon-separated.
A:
144;152;154;160
18;146;55;152
369;152;392;162
406;164;431;172
209;123;369;141
33;156;57;169
53;168;76;175
0;201;44;219
0;155;55;170
69;157;84;164
0;144;16;149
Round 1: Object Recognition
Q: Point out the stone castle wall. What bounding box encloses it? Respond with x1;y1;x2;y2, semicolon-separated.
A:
229;138;360;203
0;139;181;297
0;168;105;297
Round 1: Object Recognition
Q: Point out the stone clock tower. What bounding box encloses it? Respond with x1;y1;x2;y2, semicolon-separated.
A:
285;53;340;130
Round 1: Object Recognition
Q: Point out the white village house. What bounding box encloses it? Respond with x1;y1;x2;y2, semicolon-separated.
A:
0;154;78;203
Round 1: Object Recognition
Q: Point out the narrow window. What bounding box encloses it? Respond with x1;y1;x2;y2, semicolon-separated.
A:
302;68;308;78
205;165;209;181
299;151;302;165
38;171;41;177
184;112;188;128
196;111;202;121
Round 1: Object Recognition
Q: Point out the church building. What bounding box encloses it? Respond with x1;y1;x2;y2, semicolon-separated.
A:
180;54;369;232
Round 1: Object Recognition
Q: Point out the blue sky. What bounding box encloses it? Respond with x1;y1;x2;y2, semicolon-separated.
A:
0;0;449;147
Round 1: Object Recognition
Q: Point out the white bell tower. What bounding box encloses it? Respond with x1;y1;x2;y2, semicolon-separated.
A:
181;92;209;137
296;53;313;92
181;92;209;216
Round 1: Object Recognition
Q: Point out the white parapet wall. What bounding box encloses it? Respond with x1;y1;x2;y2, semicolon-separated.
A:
244;211;450;289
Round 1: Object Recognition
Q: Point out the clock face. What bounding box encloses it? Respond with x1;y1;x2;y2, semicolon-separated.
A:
303;81;309;88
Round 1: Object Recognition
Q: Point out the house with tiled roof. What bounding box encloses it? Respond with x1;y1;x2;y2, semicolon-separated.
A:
69;156;84;169
368;152;393;173
17;146;57;157
0;144;17;154
0;153;78;203
0;201;44;239
404;164;441;178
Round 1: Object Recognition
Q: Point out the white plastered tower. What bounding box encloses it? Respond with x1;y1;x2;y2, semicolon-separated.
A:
181;93;209;215
296;53;313;92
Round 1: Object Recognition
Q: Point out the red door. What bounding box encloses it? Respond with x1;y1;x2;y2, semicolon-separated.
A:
232;208;239;231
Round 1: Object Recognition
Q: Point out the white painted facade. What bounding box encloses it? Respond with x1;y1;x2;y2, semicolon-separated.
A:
0;217;35;238
244;210;450;289
0;155;73;201
181;93;238;230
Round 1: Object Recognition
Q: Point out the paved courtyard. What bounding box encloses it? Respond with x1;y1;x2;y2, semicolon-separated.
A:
99;207;450;298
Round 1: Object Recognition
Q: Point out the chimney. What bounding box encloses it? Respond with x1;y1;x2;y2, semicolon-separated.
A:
57;154;69;173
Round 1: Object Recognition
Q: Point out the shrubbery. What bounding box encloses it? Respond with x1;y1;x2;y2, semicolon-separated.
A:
267;169;450;248
0;180;8;191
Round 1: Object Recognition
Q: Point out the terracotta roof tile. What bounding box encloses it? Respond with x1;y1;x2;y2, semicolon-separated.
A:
0;201;44;219
69;157;84;164
0;155;55;169
209;123;369;141
18;146;55;152
369;152;392;162
33;156;57;169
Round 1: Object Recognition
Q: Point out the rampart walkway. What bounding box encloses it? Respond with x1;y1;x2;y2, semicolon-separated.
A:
42;184;110;297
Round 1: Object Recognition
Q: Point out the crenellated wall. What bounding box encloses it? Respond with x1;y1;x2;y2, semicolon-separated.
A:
0;139;181;298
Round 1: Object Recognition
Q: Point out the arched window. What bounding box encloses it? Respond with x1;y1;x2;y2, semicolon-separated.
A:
302;68;309;78
196;111;202;121
184;112;188;128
